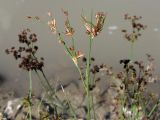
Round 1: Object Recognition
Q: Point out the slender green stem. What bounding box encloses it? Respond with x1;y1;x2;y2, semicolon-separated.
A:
91;92;96;120
86;38;93;120
58;32;88;92
71;37;75;49
40;70;54;92
147;98;160;118
86;91;91;120
34;70;46;90
59;34;74;57
40;70;62;106
36;70;62;108
71;36;87;92
61;85;77;120
76;65;87;92
86;11;94;120
71;34;93;119
29;70;32;120
37;93;46;117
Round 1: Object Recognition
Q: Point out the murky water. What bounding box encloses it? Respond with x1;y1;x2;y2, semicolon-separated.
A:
0;0;160;96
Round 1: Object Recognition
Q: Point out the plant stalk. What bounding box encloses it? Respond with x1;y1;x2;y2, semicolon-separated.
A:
86;34;93;120
29;70;32;120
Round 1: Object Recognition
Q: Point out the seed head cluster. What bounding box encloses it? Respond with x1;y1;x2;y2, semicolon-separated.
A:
122;14;147;43
5;29;44;71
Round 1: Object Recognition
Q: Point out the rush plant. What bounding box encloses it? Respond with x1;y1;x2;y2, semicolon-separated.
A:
46;10;106;119
4;10;160;120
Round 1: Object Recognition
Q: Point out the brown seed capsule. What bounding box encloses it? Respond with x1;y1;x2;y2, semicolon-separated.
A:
91;57;95;61
94;65;100;72
5;49;10;54
121;29;127;33
82;57;87;62
95;77;101;82
34;46;38;51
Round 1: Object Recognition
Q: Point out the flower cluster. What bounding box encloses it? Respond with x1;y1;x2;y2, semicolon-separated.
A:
61;9;75;36
64;18;75;36
122;14;147;43
47;12;57;34
5;29;44;71
81;12;106;38
71;50;84;66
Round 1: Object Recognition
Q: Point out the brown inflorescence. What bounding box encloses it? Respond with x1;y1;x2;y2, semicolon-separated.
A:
122;14;147;43
81;12;106;38
5;29;44;71
61;9;75;36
